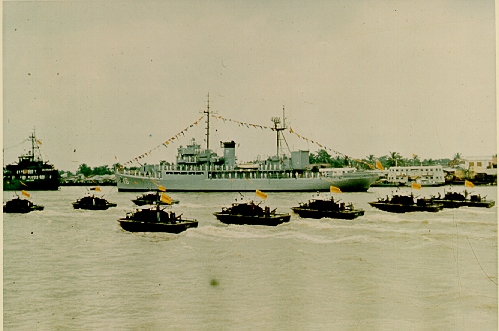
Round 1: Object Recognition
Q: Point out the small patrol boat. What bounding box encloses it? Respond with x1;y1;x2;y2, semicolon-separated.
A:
292;193;364;219
118;205;198;233
72;195;117;210
369;193;443;213
429;190;495;208
213;196;291;226
131;191;179;206
3;196;44;213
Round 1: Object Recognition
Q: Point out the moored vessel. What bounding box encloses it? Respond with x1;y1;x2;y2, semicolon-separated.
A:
115;102;378;192
4;131;59;191
386;166;446;187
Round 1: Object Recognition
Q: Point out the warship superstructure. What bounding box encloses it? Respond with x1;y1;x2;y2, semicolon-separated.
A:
4;131;59;191
115;104;378;192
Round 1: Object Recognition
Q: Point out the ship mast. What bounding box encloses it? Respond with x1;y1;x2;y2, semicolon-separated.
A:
204;93;210;150
31;131;35;158
30;128;39;161
271;105;287;158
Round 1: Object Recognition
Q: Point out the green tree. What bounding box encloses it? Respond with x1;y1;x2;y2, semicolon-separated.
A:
387;151;403;167
309;150;348;168
92;165;113;176
77;163;92;177
360;154;376;170
309;149;332;164
424;158;435;166
411;154;420;166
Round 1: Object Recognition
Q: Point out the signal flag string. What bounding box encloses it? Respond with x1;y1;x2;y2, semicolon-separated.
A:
120;113;377;170
210;114;376;170
122;115;204;166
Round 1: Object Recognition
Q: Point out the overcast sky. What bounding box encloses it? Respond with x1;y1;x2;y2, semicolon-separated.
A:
3;1;496;172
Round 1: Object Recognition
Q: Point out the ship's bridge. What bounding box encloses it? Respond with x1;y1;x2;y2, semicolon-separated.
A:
176;138;220;165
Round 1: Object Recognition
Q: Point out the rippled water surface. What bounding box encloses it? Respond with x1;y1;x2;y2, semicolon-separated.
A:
4;186;497;330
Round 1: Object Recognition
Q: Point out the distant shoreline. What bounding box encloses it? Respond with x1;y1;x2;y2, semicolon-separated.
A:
59;182;116;186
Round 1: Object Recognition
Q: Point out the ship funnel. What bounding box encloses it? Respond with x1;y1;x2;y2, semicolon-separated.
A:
221;141;236;167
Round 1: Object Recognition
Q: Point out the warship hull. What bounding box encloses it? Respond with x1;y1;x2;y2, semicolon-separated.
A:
3;178;59;191
115;171;377;192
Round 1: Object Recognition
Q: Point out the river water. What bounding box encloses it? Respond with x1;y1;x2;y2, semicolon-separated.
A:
3;186;497;330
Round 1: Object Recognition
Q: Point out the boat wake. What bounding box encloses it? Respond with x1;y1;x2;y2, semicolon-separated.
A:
186;223;386;245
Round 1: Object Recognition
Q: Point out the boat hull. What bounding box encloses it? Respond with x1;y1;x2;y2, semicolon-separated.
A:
213;212;291;226
369;202;443;213
132;199;180;206
73;202;117;210
3;205;44;213
118;219;198;233
432;199;495;208
3;178;59;191
291;207;364;219
115;172;377;192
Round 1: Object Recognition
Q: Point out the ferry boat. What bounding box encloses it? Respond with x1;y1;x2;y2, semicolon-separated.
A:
386;165;445;187
115;106;378;192
3;131;60;191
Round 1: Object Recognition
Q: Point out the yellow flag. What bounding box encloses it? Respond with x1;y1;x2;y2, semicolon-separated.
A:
157;185;166;192
256;189;268;200
160;193;172;204
375;160;384;170
22;190;30;198
411;182;421;190
330;186;342;193
465;180;474;188
94;186;101;192
36;139;42;145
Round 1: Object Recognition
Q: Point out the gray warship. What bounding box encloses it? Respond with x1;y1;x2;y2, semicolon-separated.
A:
115;106;378;192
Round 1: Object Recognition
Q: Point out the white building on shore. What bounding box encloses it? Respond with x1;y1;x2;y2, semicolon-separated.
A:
387;165;446;186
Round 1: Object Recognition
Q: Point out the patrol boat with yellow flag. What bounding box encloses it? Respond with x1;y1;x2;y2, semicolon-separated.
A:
115;107;378;192
425;182;495;209
72;188;117;210
3;190;45;213
213;190;291;226
291;186;365;219
119;191;198;233
4;131;59;191
132;191;180;206
369;192;444;213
